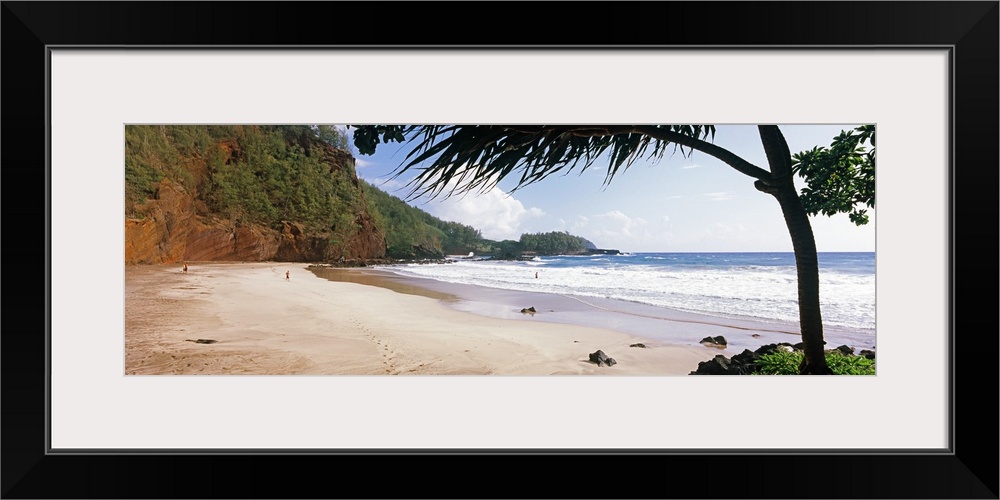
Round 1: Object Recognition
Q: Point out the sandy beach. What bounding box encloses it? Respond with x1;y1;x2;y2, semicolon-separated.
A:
125;261;788;376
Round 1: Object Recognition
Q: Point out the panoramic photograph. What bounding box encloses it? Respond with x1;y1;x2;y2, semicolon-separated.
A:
124;124;876;376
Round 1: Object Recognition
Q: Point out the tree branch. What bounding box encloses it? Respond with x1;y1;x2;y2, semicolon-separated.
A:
757;125;794;185
501;125;545;134
500;125;636;138
632;125;773;181
564;126;636;137
504;124;773;182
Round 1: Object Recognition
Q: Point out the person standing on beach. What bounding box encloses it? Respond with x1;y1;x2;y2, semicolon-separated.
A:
183;262;188;273
285;270;290;281
535;271;538;279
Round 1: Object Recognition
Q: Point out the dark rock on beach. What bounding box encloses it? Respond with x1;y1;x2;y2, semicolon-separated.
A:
725;349;759;375
858;349;876;360
588;350;617;367
834;345;855;356
691;344;810;375
700;335;727;347
690;354;731;375
520;307;536;314
731;349;757;365
629;343;647;348
690;349;763;375
754;343;791;356
186;339;218;344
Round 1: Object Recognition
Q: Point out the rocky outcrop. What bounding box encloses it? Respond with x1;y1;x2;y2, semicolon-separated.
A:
185;221;282;262
125;178;197;264
343;211;387;260
582;248;622;255
323;147;357;175
389;243;444;260
125;146;386;265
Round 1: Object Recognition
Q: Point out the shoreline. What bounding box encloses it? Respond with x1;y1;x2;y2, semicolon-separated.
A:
311;265;874;353
125;262;718;375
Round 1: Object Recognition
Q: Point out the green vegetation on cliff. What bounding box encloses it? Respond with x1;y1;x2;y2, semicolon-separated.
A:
361;180;492;258
360;184;598;259
125;125;369;247
361;180;446;258
125;125;602;262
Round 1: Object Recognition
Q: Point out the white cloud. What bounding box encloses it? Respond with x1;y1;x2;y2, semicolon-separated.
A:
704;192;734;202
421;188;544;241
564;209;689;251
355;157;375;169
597;210;643;230
570;215;589;233
682;164;702;169
582;210;649;239
599;210;627;220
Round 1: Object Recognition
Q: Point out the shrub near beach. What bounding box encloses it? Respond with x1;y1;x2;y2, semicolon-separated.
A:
690;344;876;375
755;350;875;375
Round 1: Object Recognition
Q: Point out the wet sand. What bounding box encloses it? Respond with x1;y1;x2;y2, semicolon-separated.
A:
314;266;874;353
311;266;816;353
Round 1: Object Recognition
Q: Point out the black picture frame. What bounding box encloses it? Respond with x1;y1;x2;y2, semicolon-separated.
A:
3;2;997;498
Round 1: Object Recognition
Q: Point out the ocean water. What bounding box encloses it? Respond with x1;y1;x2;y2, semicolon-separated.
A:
377;252;875;335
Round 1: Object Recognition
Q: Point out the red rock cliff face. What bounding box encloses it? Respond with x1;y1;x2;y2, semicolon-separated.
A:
125;147;386;265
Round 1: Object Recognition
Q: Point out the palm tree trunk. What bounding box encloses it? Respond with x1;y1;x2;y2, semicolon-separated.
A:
757;126;832;374
774;187;832;374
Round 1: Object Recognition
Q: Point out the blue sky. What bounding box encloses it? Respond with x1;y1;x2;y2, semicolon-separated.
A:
341;125;875;253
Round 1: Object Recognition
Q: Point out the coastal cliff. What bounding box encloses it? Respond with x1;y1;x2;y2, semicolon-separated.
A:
125;125;386;265
124;125;611;264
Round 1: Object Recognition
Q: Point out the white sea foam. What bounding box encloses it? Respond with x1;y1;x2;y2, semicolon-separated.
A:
379;254;876;333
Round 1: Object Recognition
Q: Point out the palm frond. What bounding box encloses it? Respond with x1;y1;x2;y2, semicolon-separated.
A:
352;125;719;201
